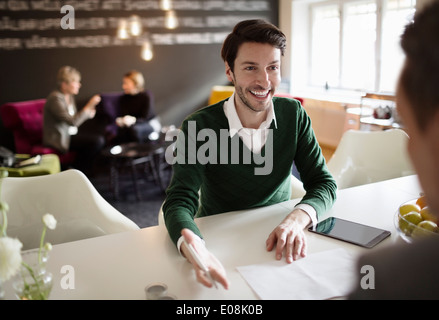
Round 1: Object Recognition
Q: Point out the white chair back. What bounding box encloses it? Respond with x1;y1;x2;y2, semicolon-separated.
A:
327;129;415;190
1;169;139;250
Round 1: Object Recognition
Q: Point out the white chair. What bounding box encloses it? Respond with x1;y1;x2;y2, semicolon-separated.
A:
158;202;165;226
1;169;139;250
326;129;415;190
290;175;306;199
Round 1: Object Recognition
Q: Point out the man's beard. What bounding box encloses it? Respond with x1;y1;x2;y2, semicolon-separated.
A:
234;85;272;113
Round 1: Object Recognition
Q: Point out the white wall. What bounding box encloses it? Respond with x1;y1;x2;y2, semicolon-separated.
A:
279;0;293;84
279;0;313;94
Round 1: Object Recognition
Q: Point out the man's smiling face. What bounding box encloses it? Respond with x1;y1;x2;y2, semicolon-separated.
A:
226;42;281;114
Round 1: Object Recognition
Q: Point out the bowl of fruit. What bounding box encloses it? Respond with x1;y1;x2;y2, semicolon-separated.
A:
395;195;439;243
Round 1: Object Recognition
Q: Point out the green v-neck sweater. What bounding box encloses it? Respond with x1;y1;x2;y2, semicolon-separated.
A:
163;97;337;245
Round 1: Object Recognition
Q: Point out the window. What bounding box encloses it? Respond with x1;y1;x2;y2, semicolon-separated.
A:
310;4;340;88
341;1;377;90
380;0;417;91
306;0;416;94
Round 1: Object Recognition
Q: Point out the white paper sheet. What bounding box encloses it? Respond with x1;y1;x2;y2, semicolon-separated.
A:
236;248;357;300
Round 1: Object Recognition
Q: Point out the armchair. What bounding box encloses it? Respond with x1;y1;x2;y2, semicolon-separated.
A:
327;129;415;189
1;169;139;250
0;99;76;166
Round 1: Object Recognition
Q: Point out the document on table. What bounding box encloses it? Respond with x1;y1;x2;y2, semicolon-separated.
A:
236;248;358;300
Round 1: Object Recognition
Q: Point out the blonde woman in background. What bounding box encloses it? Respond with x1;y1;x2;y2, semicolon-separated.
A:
43;65;105;176
111;70;157;144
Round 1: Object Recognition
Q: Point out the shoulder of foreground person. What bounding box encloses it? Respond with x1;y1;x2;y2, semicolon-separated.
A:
348;236;439;299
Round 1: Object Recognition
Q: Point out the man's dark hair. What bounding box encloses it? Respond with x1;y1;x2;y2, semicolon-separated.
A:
221;19;286;72
400;1;439;130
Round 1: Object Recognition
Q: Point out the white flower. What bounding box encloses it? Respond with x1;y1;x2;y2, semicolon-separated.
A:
42;213;57;230
44;243;52;251
0;236;23;281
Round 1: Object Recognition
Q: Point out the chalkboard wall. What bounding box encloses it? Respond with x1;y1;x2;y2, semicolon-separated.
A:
0;0;278;150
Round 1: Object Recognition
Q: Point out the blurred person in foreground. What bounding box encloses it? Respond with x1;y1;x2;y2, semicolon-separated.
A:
349;1;439;299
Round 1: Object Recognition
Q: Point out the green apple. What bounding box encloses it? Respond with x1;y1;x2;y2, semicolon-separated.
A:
399;203;421;216
399;211;423;235
403;211;423;224
412;220;439;239
418;220;439;233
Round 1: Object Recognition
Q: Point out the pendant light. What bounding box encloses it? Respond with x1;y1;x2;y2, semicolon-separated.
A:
141;39;154;61
165;10;178;29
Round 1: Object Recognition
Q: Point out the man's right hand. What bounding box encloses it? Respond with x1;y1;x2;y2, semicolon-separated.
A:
180;228;230;290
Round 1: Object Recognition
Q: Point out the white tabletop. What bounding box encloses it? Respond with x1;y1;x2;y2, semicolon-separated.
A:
3;175;422;300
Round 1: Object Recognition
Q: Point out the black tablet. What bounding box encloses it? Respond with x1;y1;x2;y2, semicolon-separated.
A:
308;217;391;248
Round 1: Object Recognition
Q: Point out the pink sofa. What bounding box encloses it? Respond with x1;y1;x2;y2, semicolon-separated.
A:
0;99;76;165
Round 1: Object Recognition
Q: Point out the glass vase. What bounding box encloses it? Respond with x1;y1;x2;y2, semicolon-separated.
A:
12;248;53;300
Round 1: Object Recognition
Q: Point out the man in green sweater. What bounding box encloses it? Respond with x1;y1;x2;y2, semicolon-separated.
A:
163;19;337;289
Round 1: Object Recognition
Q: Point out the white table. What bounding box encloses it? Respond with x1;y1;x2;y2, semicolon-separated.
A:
3;175;422;300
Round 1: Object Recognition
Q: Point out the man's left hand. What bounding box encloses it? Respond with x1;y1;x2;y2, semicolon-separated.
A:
266;208;311;263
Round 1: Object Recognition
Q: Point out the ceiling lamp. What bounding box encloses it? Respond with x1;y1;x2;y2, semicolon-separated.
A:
117;15;153;61
129;15;142;37
160;0;172;11
116;1;180;61
165;10;178;29
117;19;129;39
117;15;142;39
141;39;154;61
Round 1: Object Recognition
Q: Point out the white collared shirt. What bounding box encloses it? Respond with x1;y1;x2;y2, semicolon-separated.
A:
223;92;277;154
